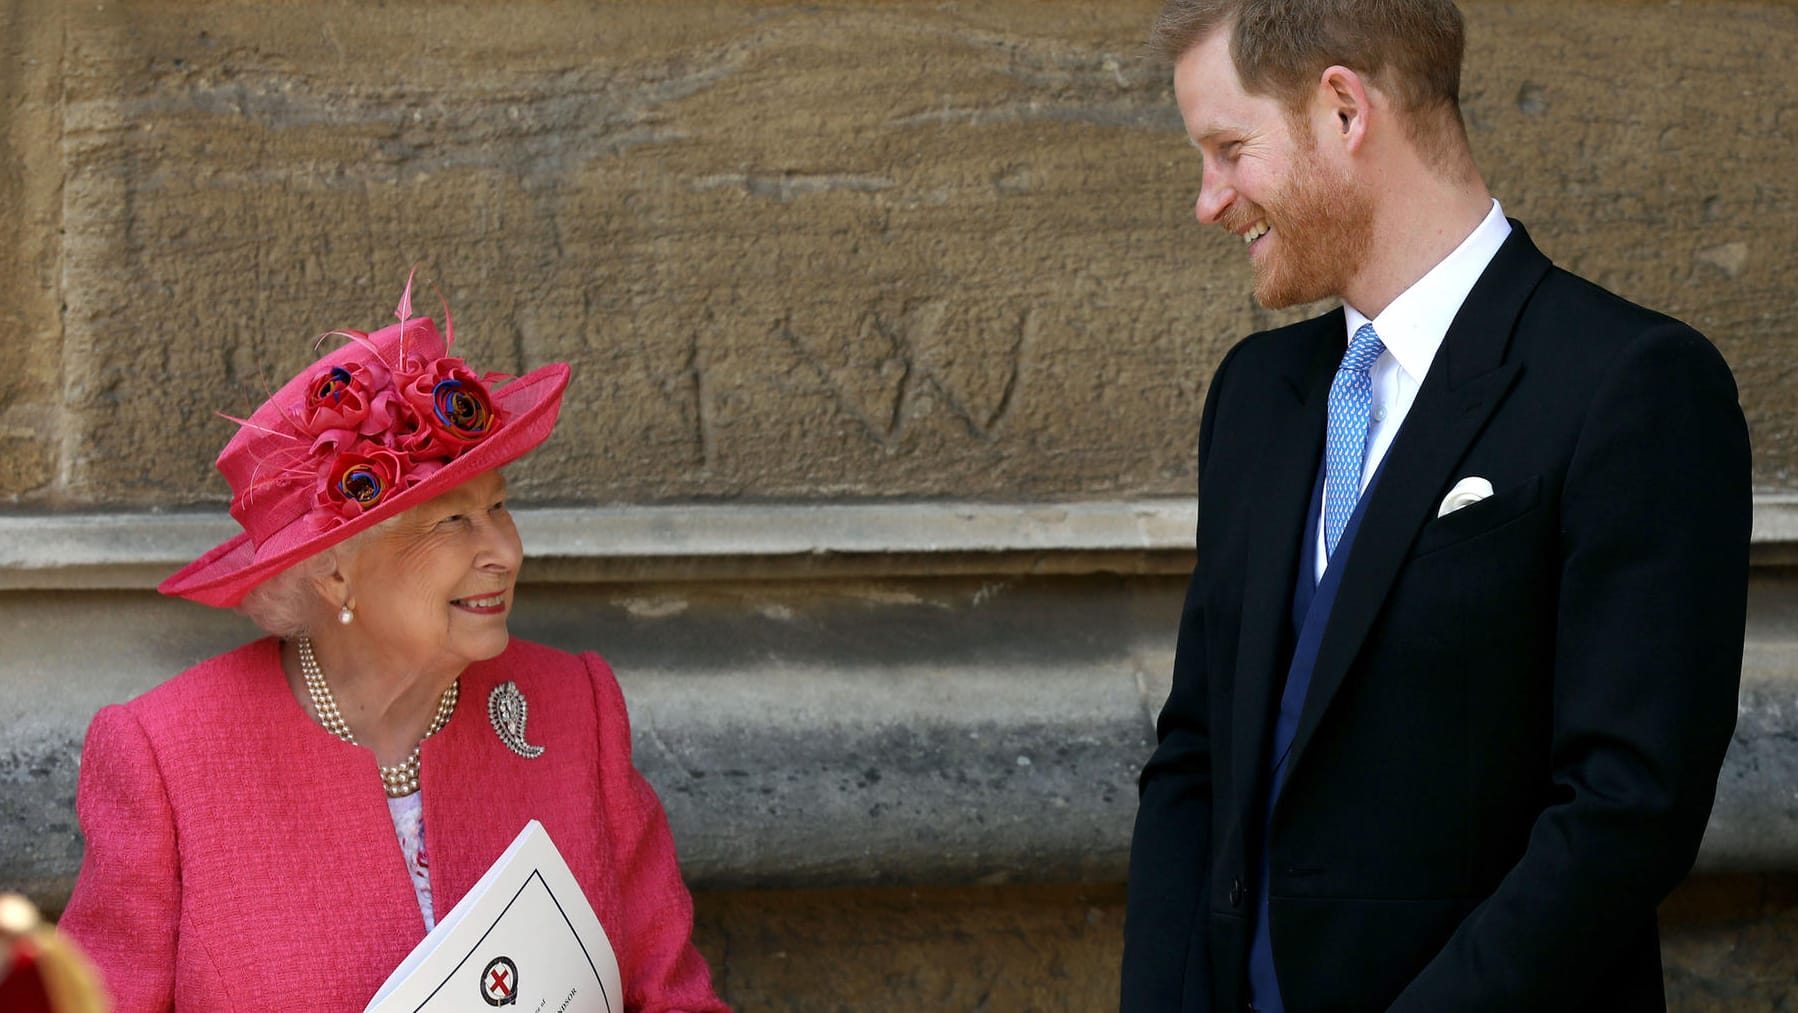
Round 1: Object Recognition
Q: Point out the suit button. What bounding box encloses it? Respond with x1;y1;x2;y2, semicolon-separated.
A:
1229;877;1245;908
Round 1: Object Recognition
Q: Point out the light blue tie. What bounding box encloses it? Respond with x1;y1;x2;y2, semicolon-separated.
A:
1323;323;1386;560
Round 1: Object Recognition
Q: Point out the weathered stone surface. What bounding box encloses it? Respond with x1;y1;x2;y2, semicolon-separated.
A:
1463;1;1798;487
1704;574;1798;873
0;0;64;500
41;1;1207;507
1661;874;1798;1012
1;0;1792;508
0;730;85;905
691;882;1128;1012
685;874;1798;1013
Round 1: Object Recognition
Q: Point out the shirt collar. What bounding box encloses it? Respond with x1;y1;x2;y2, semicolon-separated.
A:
1344;199;1512;384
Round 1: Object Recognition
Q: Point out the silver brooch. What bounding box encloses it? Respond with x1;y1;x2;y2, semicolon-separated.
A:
488;681;545;759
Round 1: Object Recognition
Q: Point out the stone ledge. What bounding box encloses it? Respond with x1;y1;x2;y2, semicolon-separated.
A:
3;493;1797;589
0;501;1198;589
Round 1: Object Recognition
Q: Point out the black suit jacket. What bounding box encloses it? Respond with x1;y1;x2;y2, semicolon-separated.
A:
1120;224;1751;1012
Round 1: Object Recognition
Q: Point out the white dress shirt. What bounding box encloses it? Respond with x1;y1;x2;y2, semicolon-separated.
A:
1315;199;1512;581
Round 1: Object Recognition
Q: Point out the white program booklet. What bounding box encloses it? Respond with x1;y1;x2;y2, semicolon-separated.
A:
365;820;623;1013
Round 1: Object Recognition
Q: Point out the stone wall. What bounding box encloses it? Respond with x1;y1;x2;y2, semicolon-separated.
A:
3;1;1797;1010
1;0;1794;508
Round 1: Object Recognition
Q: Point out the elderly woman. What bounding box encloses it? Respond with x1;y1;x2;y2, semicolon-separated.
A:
58;280;728;1013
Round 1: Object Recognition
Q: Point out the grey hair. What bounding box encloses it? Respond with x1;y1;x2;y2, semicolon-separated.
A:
237;523;384;638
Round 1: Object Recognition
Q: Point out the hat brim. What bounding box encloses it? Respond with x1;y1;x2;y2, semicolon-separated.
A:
158;363;570;609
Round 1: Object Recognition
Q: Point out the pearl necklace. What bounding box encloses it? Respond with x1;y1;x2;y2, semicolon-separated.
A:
297;635;459;798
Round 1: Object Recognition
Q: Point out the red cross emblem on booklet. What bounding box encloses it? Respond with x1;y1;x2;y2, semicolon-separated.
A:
481;956;518;1006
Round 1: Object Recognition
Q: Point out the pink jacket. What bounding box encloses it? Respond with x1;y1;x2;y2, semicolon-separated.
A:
60;638;727;1013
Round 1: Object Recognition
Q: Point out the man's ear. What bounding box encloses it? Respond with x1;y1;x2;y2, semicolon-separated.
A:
1316;64;1374;154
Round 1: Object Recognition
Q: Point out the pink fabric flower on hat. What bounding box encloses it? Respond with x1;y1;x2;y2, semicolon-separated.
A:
301;358;400;438
397;358;501;451
300;351;501;520
320;445;411;519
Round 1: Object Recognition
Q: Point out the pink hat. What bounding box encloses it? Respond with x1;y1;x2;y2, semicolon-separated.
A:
160;277;570;608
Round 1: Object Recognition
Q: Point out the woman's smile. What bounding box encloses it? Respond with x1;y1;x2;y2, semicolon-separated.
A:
451;592;509;615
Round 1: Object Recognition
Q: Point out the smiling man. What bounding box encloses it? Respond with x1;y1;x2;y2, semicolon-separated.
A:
1119;2;1752;1011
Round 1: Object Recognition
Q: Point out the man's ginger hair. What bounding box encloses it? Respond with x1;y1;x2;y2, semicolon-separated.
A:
1152;0;1472;170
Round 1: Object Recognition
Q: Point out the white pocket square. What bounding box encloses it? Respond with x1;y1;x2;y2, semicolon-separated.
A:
1437;476;1494;517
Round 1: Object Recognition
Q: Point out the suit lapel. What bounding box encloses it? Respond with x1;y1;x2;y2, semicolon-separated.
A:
1228;314;1341;815
1280;225;1553;785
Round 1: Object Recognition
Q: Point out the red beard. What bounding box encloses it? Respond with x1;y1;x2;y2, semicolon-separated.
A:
1227;143;1375;309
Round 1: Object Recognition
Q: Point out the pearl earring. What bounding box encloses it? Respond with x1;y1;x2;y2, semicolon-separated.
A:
338;605;354;625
